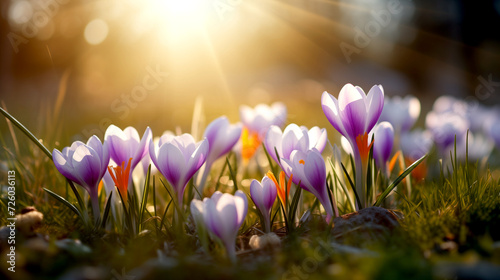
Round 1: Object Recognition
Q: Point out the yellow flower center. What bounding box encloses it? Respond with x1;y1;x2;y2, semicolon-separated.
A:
241;127;261;162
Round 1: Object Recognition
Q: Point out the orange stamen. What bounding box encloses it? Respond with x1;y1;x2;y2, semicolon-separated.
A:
356;132;374;164
107;157;133;205
388;150;401;174
299;159;305;165
241;127;261;162
267;171;292;210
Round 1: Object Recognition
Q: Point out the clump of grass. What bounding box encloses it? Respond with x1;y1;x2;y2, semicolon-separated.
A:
400;138;500;254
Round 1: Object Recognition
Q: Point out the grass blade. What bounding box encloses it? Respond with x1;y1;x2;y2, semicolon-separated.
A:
0;106;52;159
226;156;239;193
373;154;427;207
101;191;113;228
44;188;84;222
341;162;361;209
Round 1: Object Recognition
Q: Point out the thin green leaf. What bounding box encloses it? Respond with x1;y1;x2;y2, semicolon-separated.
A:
226;156;239;193
374;154;427;207
44;188;84;222
262;144;277;176
139;165;152;230
101;191;113;228
341;162;362;209
215;155;228;191
0;106;52;159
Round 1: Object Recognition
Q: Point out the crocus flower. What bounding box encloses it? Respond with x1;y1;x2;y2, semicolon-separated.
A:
202;191;248;262
379;95;420;133
250;175;277;232
267;171;292;212
104;125;152;189
52;136;109;221
400;129;433;181
149;133;209;204
264;124;327;167
239;102;287;161
400;129;433;161
425;111;468;154
281;149;338;218
489;118;500;150
199;117;242;194
372;122;394;172
322;83;384;208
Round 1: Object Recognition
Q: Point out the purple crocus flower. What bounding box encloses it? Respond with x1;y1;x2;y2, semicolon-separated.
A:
400;129;433;161
379;95;420;133
425;110;468;154
489;118;500;150
373;122;394;172
250;176;277;232
199;117;242;194
104;125;152;177
202;191;248;262
52;136;109;221
264;123;327;167
204;116;242;166
321;83;384;208
281;149;338;218
321;84;384;147
149;133;208;204
239;102;287;139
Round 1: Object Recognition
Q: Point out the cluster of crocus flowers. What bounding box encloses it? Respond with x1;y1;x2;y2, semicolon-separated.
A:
52;136;109;222
322;84;384;208
191;191;248;263
239;102;287;161
250;175;277;233
149;134;208;205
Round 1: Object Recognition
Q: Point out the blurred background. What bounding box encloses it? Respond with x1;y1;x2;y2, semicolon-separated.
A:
1;0;499;145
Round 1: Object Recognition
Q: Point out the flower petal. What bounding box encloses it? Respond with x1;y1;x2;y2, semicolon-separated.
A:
365;85;385;132
321;91;347;137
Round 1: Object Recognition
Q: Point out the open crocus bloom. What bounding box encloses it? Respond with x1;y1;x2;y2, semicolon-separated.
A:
265;124;327;167
239;102;287;161
250;175;277;232
104;125;152;181
322;83;384;208
202;191;248;262
321;84;384;148
379;95;420;133
52;135;109;221
149;133;208;204
281;149;338;218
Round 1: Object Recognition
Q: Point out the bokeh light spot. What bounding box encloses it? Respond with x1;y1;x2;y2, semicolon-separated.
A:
84;19;109;45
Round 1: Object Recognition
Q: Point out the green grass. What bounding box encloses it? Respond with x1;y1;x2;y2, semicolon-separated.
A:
1;111;500;279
